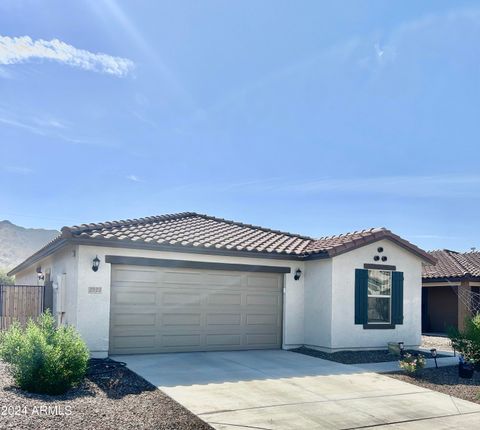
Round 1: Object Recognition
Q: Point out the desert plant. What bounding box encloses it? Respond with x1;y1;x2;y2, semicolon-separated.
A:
0;311;89;395
399;353;426;374
448;314;480;364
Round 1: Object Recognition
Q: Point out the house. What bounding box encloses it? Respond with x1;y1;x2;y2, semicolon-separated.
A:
422;249;480;333
8;212;435;357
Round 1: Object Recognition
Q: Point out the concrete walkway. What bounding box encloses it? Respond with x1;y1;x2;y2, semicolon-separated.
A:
115;350;480;430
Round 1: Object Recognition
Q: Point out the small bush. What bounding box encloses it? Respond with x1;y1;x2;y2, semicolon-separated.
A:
399;353;426;374
0;311;89;395
448;314;480;364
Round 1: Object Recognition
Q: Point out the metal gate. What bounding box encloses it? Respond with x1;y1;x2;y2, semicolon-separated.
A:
0;285;46;330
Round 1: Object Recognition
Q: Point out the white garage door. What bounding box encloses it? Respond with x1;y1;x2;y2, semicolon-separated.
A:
109;265;283;354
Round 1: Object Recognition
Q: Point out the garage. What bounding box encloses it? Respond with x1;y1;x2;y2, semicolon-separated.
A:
109;262;284;354
422;285;459;333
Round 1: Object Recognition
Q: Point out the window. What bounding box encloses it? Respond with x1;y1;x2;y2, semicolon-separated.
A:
367;270;391;324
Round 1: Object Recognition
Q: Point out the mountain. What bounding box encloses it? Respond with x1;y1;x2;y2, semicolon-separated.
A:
0;220;59;271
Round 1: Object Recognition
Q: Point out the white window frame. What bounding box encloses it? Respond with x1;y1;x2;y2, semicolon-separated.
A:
367;269;392;324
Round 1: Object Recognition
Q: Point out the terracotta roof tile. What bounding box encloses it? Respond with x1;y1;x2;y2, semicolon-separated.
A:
423;250;480;279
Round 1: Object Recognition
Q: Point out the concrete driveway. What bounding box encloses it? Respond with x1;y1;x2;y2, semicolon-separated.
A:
115;350;480;429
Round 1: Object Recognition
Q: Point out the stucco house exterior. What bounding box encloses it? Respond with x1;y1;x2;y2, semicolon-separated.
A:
422;249;480;333
8;212;435;358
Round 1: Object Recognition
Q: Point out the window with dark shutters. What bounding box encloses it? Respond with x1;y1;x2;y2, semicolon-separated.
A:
355;268;404;328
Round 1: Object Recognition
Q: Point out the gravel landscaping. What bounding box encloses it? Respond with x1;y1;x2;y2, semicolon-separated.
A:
291;346;446;364
0;359;212;430
421;334;453;351
388;365;480;404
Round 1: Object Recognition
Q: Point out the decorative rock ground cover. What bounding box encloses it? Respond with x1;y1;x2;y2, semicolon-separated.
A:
0;359;212;430
291;346;446;364
388;365;480;405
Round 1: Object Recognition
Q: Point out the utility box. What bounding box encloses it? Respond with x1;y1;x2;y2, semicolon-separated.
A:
388;342;401;356
53;274;66;314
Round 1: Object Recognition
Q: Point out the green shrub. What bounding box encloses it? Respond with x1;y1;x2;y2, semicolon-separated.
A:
0;270;14;285
399;353;426;374
0;311;89;395
448;314;480;364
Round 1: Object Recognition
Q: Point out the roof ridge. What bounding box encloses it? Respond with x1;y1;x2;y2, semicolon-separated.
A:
426;249;459;255
62;212;197;236
193;213;314;241
313;227;387;241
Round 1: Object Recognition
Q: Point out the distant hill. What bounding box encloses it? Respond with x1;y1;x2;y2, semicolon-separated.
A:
0;220;59;271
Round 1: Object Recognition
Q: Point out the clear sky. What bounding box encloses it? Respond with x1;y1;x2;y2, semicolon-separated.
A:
0;1;479;252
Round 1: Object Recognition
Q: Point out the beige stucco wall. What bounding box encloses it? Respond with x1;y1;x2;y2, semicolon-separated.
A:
303;258;332;348
330;239;423;350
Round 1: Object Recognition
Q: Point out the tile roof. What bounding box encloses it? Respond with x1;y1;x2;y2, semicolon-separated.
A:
61;212;314;255
423;250;480;280
8;212;435;275
62;212;434;261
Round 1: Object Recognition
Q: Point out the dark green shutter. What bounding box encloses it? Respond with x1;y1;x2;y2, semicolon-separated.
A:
355;269;368;324
392;271;404;325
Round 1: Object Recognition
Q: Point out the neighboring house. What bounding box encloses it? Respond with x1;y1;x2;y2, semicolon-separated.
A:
8;212;435;357
422;250;480;333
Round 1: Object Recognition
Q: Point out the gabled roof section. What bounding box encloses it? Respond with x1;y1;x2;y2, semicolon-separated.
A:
8;212;435;275
423;249;480;280
304;227;436;263
61;212;314;255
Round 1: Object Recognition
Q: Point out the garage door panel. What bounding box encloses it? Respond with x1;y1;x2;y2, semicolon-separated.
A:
163;271;204;285
246;334;279;345
110;266;283;354
112;312;157;327
112;334;156;349
162;313;202;326
205;273;243;287
162;292;202;306
207;293;242;306
114;291;157;305
206;334;242;346
246;313;277;326
162;334;202;347
206;313;241;325
112;268;158;283
247;276;279;288
246;293;279;306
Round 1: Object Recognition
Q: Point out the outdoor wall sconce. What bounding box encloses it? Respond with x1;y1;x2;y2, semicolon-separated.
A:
92;256;101;272
294;268;302;281
430;348;438;368
36;266;44;281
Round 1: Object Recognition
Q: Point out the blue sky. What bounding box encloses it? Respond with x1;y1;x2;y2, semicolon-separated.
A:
0;1;479;252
